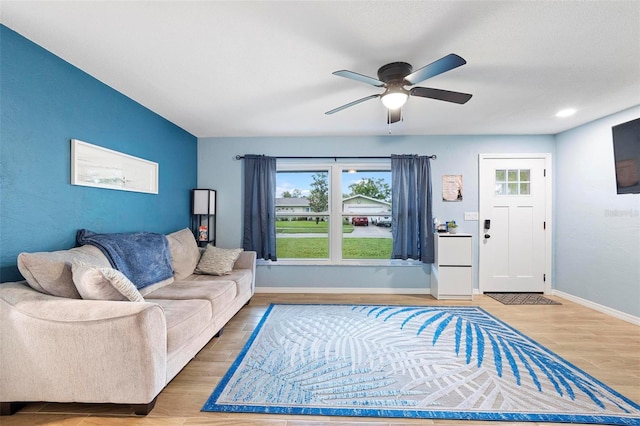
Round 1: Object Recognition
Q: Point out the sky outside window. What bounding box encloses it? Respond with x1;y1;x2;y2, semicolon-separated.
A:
277;171;390;197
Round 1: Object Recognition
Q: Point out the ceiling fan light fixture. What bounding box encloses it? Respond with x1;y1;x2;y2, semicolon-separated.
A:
327;54;471;121
381;91;408;110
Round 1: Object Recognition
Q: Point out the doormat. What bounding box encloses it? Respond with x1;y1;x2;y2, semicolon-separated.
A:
202;304;639;424
486;292;561;305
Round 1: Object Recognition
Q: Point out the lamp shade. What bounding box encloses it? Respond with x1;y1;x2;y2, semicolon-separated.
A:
381;92;408;109
192;189;216;215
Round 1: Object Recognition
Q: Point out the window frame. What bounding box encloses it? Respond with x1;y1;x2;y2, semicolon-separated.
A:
495;168;532;196
268;160;421;267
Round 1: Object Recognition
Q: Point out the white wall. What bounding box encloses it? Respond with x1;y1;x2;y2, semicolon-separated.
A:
198;134;554;292
554;106;640;317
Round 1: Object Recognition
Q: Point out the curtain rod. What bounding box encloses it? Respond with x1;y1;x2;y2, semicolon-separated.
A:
234;154;437;160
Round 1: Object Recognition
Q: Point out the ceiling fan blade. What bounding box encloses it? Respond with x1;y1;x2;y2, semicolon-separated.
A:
404;53;467;85
387;108;402;124
325;94;381;115
410;87;472;104
333;70;385;87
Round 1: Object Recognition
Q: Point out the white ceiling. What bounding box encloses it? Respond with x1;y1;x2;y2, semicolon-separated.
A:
1;1;639;138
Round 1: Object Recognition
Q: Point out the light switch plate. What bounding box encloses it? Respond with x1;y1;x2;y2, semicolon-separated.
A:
464;212;479;221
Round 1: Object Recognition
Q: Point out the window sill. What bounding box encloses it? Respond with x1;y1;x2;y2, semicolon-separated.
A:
256;259;424;267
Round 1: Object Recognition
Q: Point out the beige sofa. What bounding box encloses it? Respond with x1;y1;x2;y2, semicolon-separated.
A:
0;228;256;415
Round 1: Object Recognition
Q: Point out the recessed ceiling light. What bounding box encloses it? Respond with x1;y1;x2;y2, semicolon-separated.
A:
556;108;577;117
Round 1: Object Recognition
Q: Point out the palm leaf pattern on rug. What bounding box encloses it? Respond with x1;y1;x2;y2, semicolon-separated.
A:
355;306;628;411
213;304;639;421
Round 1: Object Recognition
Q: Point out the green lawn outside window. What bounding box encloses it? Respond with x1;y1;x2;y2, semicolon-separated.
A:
276;237;392;259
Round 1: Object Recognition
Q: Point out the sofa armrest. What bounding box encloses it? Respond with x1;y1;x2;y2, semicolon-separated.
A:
0;283;167;405
233;251;256;293
233;251;256;271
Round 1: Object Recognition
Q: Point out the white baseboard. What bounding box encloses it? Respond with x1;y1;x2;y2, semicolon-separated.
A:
255;287;432;295
553;290;640;326
255;287;639;325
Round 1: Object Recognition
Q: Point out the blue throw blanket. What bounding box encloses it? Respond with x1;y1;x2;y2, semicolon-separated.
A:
76;229;173;289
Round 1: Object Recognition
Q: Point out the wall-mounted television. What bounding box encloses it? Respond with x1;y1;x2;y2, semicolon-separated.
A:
612;117;640;194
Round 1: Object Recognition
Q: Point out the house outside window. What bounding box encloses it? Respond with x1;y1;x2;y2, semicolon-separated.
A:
275;161;394;264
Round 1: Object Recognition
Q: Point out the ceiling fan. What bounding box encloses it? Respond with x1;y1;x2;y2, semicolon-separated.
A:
325;53;472;124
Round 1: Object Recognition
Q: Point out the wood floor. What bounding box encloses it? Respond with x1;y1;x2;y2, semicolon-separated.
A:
4;293;639;425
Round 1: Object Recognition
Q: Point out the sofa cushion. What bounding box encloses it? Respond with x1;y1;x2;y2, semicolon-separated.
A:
71;261;145;302
166;228;201;281
145;279;237;316
227;269;253;295
138;276;175;297
195;246;243;276
150;298;212;355
17;245;110;299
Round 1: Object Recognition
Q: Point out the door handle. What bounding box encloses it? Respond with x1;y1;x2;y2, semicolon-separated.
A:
484;234;491;239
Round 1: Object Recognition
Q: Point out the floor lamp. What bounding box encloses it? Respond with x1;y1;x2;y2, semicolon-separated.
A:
191;189;216;246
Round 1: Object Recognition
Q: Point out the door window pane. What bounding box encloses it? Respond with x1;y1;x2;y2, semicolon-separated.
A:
496;169;531;196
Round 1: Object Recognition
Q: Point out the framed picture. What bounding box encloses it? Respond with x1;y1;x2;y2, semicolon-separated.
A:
442;174;463;201
71;139;159;194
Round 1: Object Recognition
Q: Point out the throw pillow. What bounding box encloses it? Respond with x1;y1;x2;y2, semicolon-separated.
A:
17;245;111;299
166;228;201;280
195;246;243;276
71;261;145;302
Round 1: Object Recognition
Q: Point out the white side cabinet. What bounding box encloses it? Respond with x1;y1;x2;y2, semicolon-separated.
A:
431;233;473;300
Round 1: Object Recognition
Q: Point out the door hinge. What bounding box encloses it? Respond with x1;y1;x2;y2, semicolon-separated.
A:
543;221;546;230
544;273;546;282
544;169;546;177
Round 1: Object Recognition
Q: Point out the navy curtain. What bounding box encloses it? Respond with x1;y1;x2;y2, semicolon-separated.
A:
391;154;434;263
242;155;277;260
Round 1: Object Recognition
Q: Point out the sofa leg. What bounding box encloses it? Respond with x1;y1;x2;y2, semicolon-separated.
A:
1;400;157;416
214;327;224;338
132;396;157;415
1;402;25;415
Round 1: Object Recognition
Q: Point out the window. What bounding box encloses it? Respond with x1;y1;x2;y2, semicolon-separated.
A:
276;161;392;263
495;169;531;196
276;170;330;259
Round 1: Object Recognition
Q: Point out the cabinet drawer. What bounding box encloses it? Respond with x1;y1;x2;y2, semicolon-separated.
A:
436;236;472;266
438;267;472;295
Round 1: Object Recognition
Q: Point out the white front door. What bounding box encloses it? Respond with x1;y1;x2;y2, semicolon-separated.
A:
478;154;551;293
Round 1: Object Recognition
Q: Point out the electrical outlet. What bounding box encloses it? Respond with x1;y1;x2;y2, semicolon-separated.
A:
464;212;479;221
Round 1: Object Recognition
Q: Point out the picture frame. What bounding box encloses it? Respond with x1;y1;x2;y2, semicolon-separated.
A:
442;174;463;201
71;139;159;194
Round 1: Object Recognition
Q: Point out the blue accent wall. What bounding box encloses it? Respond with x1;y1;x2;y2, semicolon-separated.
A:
0;25;197;282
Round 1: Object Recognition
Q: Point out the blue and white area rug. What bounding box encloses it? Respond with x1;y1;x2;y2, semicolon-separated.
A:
202;304;640;424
